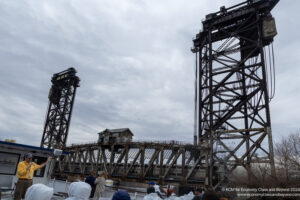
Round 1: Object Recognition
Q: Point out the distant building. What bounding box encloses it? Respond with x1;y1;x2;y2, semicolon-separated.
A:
98;128;133;144
4;139;16;143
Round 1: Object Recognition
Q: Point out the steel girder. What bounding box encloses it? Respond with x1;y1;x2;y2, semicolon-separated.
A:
53;142;209;186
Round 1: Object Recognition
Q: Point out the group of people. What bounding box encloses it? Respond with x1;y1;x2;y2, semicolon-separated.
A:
19;181;131;200
21;181;223;200
13;152;226;200
145;182;226;200
12;152;131;200
13;152;108;200
84;171;107;199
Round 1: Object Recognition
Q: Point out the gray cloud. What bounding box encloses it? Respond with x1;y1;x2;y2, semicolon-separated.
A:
0;0;298;148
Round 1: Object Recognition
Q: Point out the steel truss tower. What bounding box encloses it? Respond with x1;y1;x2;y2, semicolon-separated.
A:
41;68;80;149
192;0;279;186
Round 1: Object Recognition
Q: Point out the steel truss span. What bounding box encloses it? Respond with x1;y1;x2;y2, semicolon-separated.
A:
192;0;279;187
53;142;209;186
40;68;80;149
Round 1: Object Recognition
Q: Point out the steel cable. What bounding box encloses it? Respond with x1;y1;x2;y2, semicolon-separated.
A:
194;52;198;144
271;43;276;100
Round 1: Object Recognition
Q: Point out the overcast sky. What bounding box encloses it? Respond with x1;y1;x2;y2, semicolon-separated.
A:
0;0;298;147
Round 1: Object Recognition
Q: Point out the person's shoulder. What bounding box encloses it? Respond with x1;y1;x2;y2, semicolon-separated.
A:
192;196;202;200
18;161;26;165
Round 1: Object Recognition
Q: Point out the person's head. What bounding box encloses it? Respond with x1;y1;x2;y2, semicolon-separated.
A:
215;187;222;192
25;184;53;200
89;171;94;176
194;188;202;195
147;186;155;194
148;181;155;186
166;188;173;197
24;153;33;163
99;171;106;177
202;190;219;200
112;190;131;200
68;182;91;199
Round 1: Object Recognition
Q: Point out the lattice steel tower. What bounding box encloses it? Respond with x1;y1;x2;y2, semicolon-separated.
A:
41;68;80;149
192;0;279;186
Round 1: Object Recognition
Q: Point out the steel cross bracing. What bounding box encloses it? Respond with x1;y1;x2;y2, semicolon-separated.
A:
40;68;80;149
53;141;209;186
192;0;279;187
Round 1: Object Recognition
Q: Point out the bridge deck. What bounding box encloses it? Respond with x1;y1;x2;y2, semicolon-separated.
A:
53;141;209;185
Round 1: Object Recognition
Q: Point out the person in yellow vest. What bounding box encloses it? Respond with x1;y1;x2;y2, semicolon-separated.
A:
14;153;52;200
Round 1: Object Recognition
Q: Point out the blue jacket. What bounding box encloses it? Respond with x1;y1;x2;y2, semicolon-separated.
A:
85;176;96;188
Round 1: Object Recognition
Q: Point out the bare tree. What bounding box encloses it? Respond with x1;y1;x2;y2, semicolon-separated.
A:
289;133;300;169
275;131;300;186
228;131;300;189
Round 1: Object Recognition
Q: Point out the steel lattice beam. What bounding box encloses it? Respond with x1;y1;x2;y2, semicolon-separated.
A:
53;142;209;186
192;0;279;186
40;68;80;149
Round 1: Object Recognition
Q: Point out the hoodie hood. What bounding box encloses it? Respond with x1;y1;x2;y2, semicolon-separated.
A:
67;182;91;200
25;184;53;200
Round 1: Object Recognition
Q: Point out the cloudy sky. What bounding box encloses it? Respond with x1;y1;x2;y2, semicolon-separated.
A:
0;0;298;147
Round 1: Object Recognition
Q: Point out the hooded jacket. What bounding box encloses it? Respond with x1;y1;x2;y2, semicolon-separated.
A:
143;192;162;200
66;181;91;200
25;184;53;200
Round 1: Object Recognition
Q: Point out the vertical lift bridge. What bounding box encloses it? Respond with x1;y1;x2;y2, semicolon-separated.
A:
192;0;279;186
